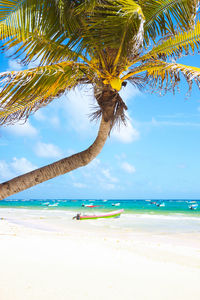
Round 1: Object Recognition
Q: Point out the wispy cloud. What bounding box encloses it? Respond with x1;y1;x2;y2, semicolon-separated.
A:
121;162;136;174
79;158;119;191
34;110;60;128
148;117;200;127
111;115;140;143
2;120;38;137
177;164;186;169
63;86;95;135
0;160;14;180
73;182;87;188
101;168;118;182
119;83;140;103
35;142;62;158
61;85;140;142
0;157;37;181
7;59;22;71
34;110;46;121
11;157;37;174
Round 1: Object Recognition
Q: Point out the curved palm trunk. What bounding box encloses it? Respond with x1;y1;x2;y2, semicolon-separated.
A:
0;118;111;200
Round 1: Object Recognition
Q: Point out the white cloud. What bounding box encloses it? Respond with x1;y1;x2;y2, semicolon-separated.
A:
0;160;14;180
121;162;136;174
150;117;200;127
111;116;140;143
50;116;60;127
63;87;95;134
35;142;62;158
34;111;60;128
3;120;38;137
11;157;37;174
60;85;140;139
119;83;140;102
8;59;22;71
103;183;115;190
34;110;46;121
81;158;119;191
177;164;186;169
101;168;118;182
0;157;37;181
73;182;87;188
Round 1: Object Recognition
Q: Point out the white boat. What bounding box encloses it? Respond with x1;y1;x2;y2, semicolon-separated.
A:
112;203;120;206
188;204;198;210
42;202;49;206
156;202;165;207
49;203;59;207
82;203;93;207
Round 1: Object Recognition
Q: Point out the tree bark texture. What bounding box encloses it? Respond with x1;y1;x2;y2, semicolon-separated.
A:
0;118;111;200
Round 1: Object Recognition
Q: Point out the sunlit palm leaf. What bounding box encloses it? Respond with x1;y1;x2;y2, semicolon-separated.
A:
0;0;145;64
139;21;200;61
0;62;92;125
141;0;199;45
0;0;21;21
75;0;145;56
124;59;200;93
0;24;85;66
0;0;65;44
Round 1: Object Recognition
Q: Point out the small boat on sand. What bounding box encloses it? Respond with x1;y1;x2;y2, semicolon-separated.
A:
73;209;124;220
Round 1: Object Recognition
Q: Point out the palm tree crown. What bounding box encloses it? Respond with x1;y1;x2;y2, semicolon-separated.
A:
0;0;199;127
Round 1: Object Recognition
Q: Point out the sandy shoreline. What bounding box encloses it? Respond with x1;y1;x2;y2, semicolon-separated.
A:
0;209;200;300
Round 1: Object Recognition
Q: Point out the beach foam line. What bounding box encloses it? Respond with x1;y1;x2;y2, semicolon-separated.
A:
5;217;59;232
124;213;200;222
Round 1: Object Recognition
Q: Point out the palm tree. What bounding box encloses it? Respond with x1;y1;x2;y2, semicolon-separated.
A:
0;0;200;199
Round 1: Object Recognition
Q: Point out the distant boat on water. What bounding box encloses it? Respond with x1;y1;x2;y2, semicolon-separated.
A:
49;203;59;207
73;209;124;220
148;201;165;207
156;202;165;207
42;202;50;206
112;203;120;206
82;204;102;208
188;203;198;210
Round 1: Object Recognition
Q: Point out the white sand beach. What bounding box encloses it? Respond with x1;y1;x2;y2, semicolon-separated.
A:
0;208;200;300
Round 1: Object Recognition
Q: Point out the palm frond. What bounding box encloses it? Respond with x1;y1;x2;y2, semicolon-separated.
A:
0;0;22;21
124;59;200;93
0;61;93;125
140;0;199;45
0;24;85;66
76;0;145;55
0;0;65;44
139;20;200;61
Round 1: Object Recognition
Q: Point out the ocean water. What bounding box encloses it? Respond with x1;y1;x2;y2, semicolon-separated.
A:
0;199;199;216
0;199;200;234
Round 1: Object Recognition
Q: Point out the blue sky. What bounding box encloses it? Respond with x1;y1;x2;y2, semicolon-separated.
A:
0;51;200;200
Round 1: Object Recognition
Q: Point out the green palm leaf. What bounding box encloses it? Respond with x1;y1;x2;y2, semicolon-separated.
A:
139;21;200;61
0;25;85;66
0;0;145;61
0;0;21;21
0;62;92;125
123;59;200;93
141;0;199;44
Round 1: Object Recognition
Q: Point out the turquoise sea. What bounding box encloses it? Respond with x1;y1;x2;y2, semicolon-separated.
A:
1;199;200;234
0;199;200;216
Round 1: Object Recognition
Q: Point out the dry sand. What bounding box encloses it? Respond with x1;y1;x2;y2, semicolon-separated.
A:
0;209;200;300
